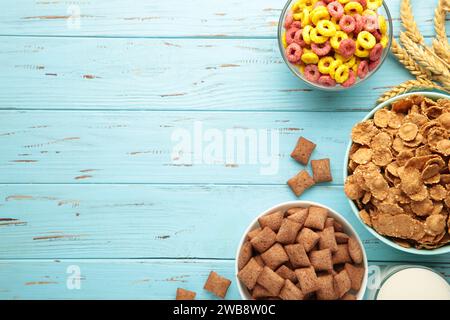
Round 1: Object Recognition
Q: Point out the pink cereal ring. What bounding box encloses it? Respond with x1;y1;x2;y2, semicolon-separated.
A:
357;60;369;79
286;27;300;45
323;0;334;4
284;12;293;29
318;74;337;87
364;15;378;32
372;30;382;41
294;29;306;47
311;41;332;56
353;14;364;34
314;1;326;8
369;43;383;61
292;21;302;29
339;15;356;33
338;38;356;59
304;64;321;82
327;1;344;19
342;70;356;87
285;43;303;63
369;58;381;71
354;0;367;9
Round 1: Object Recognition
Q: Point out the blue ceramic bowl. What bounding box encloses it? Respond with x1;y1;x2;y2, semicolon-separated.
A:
343;91;450;255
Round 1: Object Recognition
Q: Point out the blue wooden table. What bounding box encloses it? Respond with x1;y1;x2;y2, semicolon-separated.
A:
0;0;449;300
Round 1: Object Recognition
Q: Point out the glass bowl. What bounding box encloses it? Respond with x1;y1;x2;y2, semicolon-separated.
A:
278;0;393;91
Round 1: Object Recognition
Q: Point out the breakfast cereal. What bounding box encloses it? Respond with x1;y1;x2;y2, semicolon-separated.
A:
176;288;196;300
239;205;365;299
345;95;450;249
281;0;388;88
204;271;231;298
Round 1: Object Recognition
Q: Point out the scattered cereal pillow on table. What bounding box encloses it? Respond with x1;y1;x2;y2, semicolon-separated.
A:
176;288;196;300
287;170;316;197
291;137;317;165
204;271;231;299
311;158;333;183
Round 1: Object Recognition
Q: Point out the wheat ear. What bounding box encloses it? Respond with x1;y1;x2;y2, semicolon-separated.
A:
377;79;446;103
433;0;450;63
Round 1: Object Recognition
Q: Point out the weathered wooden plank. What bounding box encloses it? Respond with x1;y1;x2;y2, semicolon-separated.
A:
0;37;421;111
0;110;365;184
0;259;448;300
0;184;448;262
0;0;445;38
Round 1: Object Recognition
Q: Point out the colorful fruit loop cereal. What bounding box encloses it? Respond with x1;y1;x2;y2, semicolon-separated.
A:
282;0;388;88
345;95;450;250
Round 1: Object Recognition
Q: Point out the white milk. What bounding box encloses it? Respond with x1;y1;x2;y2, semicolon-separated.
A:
377;267;450;300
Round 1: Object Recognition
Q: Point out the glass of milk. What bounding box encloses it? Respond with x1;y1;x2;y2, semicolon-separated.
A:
376;266;450;300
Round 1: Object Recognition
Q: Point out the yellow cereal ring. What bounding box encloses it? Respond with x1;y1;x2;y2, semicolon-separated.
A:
282;31;287;48
335;65;350;83
310;28;328;44
331;18;341;31
344;55;356;68
378;15;387;34
310;7;330;25
301;8;311;27
298;64;305;74
380;34;389;48
334;53;351;63
317;20;336;37
355;41;370;57
297;0;318;11
330;31;348;50
301;52;320;64
302;25;313;45
367;0;382;10
357;31;376;49
362;9;377;16
318;56;335;74
293;13;302;20
329;59;343;79
338;0;350;4
344;2;363;15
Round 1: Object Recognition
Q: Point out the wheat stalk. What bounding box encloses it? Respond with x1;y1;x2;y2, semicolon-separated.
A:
391;38;430;79
379;0;450;101
400;0;424;44
377;79;445;103
433;0;450;63
400;32;449;77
